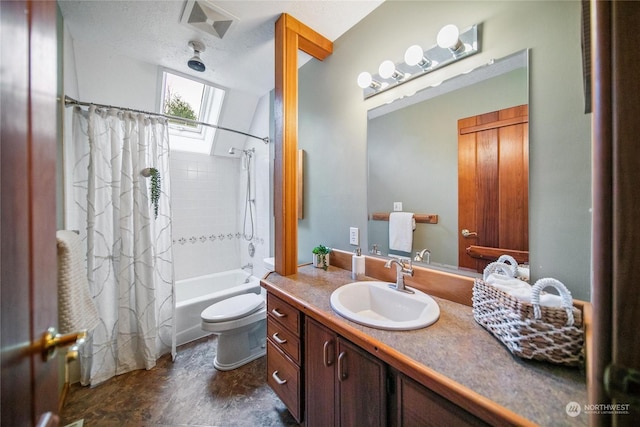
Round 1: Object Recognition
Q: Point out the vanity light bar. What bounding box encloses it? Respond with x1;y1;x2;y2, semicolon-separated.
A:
358;24;480;99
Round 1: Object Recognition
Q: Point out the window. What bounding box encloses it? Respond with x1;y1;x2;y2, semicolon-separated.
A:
160;70;225;154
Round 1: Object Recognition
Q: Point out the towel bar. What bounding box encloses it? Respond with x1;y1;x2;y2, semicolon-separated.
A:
370;212;438;224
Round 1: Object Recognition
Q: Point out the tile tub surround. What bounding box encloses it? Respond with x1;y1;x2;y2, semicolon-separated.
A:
170;151;272;281
261;265;588;426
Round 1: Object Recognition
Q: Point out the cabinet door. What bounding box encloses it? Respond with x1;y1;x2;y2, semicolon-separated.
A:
337;338;386;427
396;373;489;427
305;317;337;427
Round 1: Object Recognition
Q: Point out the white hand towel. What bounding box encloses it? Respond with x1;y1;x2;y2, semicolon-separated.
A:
389;212;415;253
57;230;100;334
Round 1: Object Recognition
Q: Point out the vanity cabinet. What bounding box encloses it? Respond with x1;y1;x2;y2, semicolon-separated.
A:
266;293;303;422
305;317;386;427
392;373;489;427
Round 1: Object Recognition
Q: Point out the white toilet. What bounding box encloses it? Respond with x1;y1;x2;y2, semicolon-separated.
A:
200;290;267;371
200;258;275;371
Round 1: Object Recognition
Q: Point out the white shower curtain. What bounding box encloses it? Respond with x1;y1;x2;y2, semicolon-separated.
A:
70;105;175;386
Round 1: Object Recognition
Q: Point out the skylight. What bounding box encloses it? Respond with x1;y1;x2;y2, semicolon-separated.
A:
160;70;225;154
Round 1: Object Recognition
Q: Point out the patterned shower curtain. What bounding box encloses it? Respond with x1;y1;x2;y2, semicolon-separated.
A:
71;105;175;386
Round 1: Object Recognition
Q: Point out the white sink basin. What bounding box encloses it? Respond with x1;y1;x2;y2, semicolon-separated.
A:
330;281;440;331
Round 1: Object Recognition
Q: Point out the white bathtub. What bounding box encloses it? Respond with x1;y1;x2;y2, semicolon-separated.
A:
175;269;261;346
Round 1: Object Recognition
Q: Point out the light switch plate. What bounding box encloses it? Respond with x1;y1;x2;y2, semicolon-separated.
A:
349;227;359;245
393;202;403;211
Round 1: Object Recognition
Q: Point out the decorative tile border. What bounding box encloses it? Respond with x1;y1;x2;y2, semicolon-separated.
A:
173;233;265;246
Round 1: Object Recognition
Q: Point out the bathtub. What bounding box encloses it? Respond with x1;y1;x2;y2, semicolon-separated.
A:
175;269;261;346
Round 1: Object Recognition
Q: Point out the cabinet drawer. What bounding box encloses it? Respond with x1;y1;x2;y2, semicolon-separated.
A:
267;317;301;364
267;340;302;422
267;293;300;335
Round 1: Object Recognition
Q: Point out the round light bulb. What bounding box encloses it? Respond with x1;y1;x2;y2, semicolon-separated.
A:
378;60;396;79
357;71;373;89
437;24;460;49
404;45;424;67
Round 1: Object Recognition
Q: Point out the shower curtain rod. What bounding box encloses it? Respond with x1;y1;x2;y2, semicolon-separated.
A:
63;95;270;144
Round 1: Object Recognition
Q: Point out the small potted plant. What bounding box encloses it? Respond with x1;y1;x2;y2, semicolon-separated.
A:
312;245;331;270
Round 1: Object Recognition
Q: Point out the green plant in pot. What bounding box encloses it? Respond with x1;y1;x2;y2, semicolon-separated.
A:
312;245;331;270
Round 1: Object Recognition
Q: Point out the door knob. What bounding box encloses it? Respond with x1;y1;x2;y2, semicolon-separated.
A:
461;229;478;238
35;327;87;362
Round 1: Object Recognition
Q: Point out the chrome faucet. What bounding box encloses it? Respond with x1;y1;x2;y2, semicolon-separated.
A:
384;258;414;294
414;248;431;264
241;263;254;283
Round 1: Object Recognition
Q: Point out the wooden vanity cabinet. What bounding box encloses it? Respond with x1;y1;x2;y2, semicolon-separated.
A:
266;293;303;422
305;317;386;427
392;373;490;427
266;290;492;426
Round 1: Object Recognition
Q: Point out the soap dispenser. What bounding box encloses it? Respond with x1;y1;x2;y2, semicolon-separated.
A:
351;247;365;280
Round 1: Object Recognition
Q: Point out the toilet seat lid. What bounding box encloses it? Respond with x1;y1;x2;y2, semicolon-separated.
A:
201;293;265;323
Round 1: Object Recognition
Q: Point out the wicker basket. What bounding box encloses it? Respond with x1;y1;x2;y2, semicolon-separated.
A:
472;272;585;366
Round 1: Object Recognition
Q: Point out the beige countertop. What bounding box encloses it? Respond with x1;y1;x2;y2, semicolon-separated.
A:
262;264;588;426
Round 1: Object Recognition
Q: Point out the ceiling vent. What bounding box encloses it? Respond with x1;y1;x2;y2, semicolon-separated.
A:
180;1;238;39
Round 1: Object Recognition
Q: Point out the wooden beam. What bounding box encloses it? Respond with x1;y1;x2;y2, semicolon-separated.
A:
274;14;333;276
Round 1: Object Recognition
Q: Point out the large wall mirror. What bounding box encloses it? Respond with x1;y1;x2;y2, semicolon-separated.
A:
367;50;529;275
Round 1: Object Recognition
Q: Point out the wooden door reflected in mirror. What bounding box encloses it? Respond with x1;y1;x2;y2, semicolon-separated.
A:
458;104;529;272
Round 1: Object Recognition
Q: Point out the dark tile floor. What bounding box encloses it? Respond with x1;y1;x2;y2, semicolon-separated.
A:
60;336;300;427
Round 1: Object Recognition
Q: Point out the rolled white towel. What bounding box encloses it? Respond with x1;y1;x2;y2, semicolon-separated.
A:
516;265;530;282
484;262;562;307
507;286;562;307
485;273;531;293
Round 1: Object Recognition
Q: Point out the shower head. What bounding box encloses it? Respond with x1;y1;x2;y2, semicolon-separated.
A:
187;41;206;72
228;147;237;155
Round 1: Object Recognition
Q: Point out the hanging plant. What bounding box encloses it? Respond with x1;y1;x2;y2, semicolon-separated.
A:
142;167;161;219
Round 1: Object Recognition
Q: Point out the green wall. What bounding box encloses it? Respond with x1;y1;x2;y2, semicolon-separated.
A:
296;1;592;301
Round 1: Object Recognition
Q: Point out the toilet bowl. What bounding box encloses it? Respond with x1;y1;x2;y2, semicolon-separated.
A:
201;291;267;371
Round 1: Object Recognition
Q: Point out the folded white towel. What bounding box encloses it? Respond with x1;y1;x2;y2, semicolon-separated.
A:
57;230;100;334
485;273;562;307
389;212;415;253
484;261;562;307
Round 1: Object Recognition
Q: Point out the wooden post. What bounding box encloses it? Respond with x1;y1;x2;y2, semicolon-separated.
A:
274;14;332;275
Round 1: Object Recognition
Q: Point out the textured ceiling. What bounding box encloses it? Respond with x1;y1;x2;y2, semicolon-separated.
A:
59;0;384;96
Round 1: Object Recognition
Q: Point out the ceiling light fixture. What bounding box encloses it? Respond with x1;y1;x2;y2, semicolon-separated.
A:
187;41;206;72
